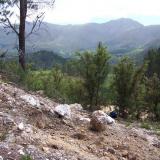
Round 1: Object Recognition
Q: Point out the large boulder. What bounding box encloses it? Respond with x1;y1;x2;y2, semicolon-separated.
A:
90;110;115;131
54;104;71;119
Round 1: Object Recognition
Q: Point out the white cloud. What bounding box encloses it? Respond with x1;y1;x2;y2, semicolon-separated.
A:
43;0;160;24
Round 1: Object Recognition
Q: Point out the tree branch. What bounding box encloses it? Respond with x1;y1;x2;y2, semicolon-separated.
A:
26;12;45;38
5;16;19;36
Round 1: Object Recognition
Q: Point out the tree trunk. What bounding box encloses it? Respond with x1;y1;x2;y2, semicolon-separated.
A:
95;82;100;108
19;0;27;70
154;102;159;121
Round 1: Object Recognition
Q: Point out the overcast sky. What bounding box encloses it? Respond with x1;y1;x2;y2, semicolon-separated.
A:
42;0;160;25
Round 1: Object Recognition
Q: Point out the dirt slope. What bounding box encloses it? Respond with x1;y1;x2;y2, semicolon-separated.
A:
0;78;160;160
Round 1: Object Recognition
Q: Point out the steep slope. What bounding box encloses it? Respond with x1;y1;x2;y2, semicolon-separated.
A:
108;25;160;54
0;77;160;160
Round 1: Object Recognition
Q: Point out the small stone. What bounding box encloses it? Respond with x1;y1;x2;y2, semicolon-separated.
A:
26;127;32;133
42;147;50;153
70;103;83;111
0;156;3;160
79;117;91;124
152;141;160;148
121;150;128;157
128;153;137;160
18;149;25;155
107;147;116;154
105;114;115;124
18;122;24;131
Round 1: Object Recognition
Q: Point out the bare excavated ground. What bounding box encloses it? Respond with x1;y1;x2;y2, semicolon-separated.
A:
0;78;160;160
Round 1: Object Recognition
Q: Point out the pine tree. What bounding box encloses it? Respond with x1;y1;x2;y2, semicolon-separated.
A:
78;42;110;110
145;48;160;78
113;57;146;118
145;73;160;120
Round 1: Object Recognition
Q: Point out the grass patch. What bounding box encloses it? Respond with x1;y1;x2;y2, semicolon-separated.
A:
21;155;32;160
125;121;132;127
140;122;151;130
156;131;160;136
0;132;7;141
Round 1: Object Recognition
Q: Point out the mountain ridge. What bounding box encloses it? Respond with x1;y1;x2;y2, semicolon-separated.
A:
0;18;160;57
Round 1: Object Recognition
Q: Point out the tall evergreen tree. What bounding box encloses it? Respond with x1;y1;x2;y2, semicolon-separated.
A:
145;73;160;120
78;42;110;110
145;48;160;78
113;57;146;118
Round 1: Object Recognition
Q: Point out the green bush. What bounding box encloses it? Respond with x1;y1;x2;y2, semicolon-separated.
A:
25;71;48;91
60;77;85;104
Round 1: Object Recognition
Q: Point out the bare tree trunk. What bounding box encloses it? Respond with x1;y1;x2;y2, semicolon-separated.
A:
19;0;27;71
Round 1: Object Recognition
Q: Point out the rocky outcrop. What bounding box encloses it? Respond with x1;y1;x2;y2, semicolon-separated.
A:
70;103;83;111
90;110;115;131
54;104;71;119
20;95;40;108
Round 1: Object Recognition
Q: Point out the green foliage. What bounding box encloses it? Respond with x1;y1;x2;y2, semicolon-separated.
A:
25;71;47;91
113;57;134;113
24;67;84;104
145;48;160;78
113;57;147;118
77;42;110;110
0;131;7;141
0;60;31;84
44;67;65;101
21;155;32;160
60;77;85;104
99;74;115;105
27;51;67;69
64;59;80;76
140;122;151;130
145;73;160;120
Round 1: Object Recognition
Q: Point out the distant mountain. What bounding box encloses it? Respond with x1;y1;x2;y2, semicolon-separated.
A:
0;18;160;57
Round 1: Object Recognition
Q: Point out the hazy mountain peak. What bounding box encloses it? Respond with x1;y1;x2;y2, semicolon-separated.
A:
105;18;144;29
107;18;143;24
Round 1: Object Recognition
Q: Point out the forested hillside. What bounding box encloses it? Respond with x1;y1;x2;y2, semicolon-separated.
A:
1;18;160;57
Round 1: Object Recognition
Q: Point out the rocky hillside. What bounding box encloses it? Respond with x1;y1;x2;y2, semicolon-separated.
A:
0;76;160;160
